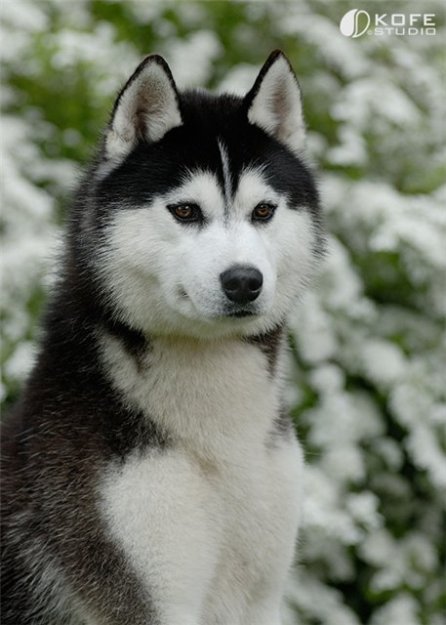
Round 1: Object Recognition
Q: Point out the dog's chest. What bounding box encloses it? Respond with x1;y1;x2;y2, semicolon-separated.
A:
100;440;302;623
99;335;302;622
201;439;302;621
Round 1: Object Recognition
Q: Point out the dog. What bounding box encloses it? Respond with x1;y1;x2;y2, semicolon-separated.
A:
1;50;323;624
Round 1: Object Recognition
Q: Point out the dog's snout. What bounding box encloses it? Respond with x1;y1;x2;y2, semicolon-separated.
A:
220;266;263;304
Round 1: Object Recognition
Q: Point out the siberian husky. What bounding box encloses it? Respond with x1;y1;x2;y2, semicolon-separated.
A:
1;50;323;624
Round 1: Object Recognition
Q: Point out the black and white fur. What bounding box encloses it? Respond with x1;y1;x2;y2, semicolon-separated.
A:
1;51;323;625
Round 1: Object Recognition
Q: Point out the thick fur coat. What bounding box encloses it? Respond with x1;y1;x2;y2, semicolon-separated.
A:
1;51;323;624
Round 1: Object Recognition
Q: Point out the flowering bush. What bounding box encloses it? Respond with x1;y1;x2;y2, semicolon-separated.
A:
1;2;445;623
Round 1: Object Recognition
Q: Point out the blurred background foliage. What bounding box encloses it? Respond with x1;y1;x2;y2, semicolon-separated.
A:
1;1;445;624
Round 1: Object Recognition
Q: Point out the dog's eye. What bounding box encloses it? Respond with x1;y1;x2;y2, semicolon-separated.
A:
167;203;203;224
251;203;277;223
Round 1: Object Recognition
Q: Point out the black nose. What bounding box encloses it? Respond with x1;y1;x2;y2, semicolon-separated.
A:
220;265;263;305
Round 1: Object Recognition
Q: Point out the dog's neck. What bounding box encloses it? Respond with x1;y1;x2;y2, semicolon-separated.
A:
97;325;287;461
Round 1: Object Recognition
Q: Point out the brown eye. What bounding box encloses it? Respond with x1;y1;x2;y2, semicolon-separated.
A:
167;203;203;224
251;203;277;223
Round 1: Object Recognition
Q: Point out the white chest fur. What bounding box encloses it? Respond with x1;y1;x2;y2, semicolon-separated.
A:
98;334;303;625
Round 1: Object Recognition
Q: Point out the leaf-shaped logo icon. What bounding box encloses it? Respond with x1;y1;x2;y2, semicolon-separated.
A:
340;9;371;38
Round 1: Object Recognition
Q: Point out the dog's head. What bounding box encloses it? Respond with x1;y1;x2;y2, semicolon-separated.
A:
79;51;323;339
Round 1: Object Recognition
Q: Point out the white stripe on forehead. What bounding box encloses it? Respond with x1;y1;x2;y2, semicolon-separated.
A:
217;139;232;204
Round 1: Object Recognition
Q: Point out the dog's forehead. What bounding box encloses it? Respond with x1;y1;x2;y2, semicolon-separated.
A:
171;133;267;204
165;156;279;218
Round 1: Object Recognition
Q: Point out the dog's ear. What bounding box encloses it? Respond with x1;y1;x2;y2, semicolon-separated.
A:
244;51;305;153
104;55;182;162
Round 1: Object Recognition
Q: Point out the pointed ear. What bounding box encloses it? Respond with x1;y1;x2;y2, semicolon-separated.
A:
244;51;305;154
104;55;182;162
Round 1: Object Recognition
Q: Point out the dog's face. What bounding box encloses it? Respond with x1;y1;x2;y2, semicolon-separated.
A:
84;52;322;339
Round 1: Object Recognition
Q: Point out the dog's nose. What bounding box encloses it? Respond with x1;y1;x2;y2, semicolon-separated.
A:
220;266;263;304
